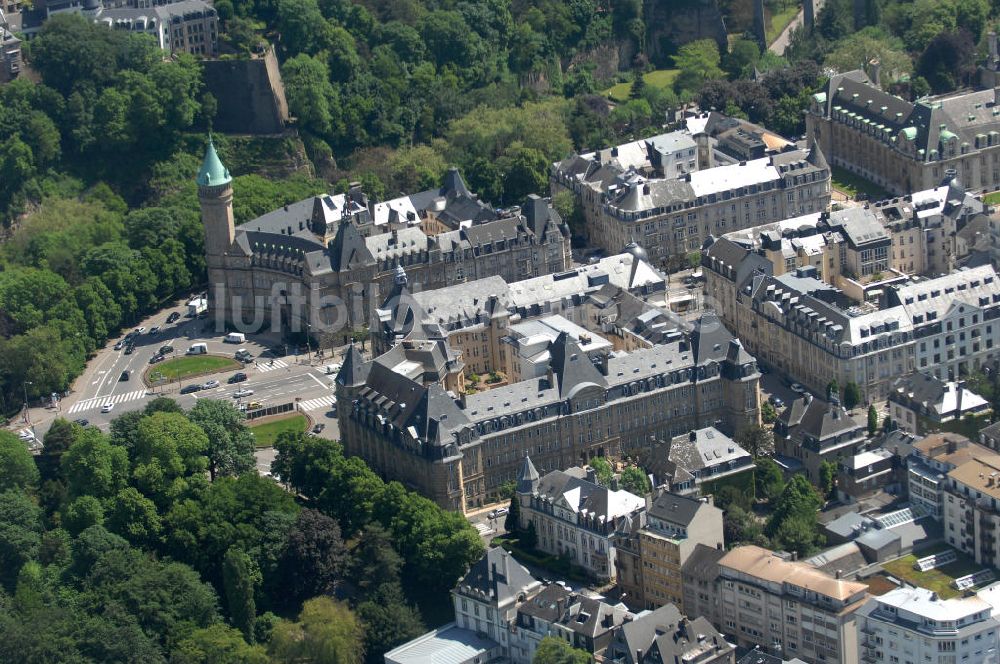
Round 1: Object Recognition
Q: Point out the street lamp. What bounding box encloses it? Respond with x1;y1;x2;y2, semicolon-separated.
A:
22;381;33;425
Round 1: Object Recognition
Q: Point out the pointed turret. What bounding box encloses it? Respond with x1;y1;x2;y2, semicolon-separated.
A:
517;455;540;495
807;140;829;172
336;343;369;388
196;136;232;188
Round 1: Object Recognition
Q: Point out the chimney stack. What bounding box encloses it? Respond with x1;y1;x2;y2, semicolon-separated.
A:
869;59;881;89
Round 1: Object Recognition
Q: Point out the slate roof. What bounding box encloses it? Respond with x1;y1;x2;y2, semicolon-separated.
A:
548;332;608;399
516;585;632;639
534;468;644;523
456;547;540;605
778;395;865;444
646;491;708;528
605;603;732;664
516;455;540;495
336;343;368;387
328;219;374;271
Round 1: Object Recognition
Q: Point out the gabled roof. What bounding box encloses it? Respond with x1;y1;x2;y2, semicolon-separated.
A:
336;343;368;387
328;219;374;271
779;395;864;443
516;455;540;495
548;331;608;399
455;547;540;606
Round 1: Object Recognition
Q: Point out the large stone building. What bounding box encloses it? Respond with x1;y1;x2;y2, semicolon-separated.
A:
854;586;1000;664
612;491;724;612
808;69;1000;195
195;141;570;339
775;393;868;485
552;114;830;265
943;453;1000;570
515;458;645;581
906;432;990;520
708;546;869;664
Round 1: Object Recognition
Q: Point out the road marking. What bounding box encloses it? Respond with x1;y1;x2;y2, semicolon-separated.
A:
68;389;147;414
308;372;329;389
256;359;289;373
297;397;336;412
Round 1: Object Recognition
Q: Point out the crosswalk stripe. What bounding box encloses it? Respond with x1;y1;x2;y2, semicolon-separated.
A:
256;359;289;373
67;389;147;413
297;397;335;412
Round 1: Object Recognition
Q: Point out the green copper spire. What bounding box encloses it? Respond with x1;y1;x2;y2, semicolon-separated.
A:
196;136;231;187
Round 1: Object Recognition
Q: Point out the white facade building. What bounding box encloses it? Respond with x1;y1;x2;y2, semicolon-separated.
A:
854;586;1000;664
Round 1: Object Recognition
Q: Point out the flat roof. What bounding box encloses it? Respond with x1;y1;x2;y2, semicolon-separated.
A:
384;623;500;664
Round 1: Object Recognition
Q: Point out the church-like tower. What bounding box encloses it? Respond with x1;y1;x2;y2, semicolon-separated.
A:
197;137;235;325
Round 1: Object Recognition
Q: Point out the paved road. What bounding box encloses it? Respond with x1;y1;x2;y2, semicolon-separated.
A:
12;299;342;441
770;0;826;55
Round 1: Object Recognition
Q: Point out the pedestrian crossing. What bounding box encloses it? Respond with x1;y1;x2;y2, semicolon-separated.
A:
68;389;148;414
297;396;336;412
255;359;289;373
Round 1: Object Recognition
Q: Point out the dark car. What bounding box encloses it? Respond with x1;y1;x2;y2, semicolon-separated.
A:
768;395;784;409
312;423;325;434
124;344;135;355
149;354;165;364
227;372;248;384
119;370;130;382
73;418;89;427
159;345;174;354
180;384;202;394
166;312;180;324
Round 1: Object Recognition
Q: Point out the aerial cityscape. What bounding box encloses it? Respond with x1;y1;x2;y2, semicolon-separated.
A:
4;0;1000;662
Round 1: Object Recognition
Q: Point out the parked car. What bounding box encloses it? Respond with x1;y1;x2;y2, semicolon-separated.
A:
101;403;114;413
228;372;248;384
134;327;146;334
119;370;130;382
180;384;202;394
488;507;509;519
159;345;174;354
124;344;135;355
114;341;125;351
224;332;246;344
149;354;165;364
166;312;180;324
246;401;263;410
18;430;34;441
73;418;89;427
149;326;161;335
202;380;220;390
768;395;784;408
235;349;253;362
124;331;139;341
232;388;254;398
312;423;325;433
790;383;807;394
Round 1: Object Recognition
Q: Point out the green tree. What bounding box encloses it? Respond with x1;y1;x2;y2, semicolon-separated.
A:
173;624;269;664
766;475;821;540
106;487;162;548
755;458;784;502
357;583;424;664
868;405;879;436
843;382;862;410
761;401;777;424
824;28;911;88
505;492;521;532
0;431;39;492
60;427;130;500
522;520;538;550
619;466;650;495
673;39;724;98
736;425;774;458
727;38;761;77
533;635;592;664
0;489;43;590
819;460;836;499
223;547;260;643
61;495;105;536
275;509;346;609
772;514;823;557
188;399;256;481
723;505;767;546
269;597;364;664
587;457;614;486
131;411;210;502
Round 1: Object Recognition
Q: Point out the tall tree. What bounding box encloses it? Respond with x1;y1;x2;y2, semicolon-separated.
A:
868;405;879;436
269;597;364;664
533;636;592;664
188;399;256;481
223;547;260;643
0;431;39;493
275;509;347;608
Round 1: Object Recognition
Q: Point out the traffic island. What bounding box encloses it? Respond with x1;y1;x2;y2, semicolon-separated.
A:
143;355;241;387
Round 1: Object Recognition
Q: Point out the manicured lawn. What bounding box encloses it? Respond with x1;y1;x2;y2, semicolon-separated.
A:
984;191;1000;206
605;69;680;102
831;165;890;201
249;413;309;448
766;3;800;45
150;355;240;382
882;552;982;599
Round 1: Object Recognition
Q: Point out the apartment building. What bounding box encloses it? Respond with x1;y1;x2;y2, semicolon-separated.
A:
603;603;735;664
888;372;991;434
808;69;1000;195
515;458;645;581
612;491;724;611
891;264;1000;381
943;454;1000;569
854;586;1000;664
716;546;869;664
775;393;868;485
906;433;991;520
640;426;756;497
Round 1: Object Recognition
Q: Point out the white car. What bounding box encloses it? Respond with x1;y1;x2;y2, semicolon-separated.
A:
134;326;146;334
790;383;807;394
202;380;220;390
232;388;254;398
18;430;35;442
101;403;115;413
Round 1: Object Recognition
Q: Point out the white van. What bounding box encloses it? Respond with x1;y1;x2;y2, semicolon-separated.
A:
187;343;208;355
224;332;246;344
323;363;342;375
